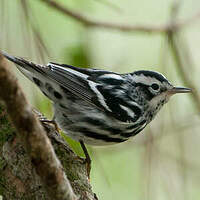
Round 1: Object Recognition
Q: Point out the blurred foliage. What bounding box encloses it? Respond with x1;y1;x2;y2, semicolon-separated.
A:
1;0;200;199
62;43;90;67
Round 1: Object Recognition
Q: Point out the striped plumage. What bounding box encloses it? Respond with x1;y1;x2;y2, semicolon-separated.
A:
2;52;191;145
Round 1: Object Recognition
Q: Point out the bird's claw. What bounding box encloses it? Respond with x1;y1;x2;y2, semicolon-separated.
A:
40;119;60;133
74;155;91;179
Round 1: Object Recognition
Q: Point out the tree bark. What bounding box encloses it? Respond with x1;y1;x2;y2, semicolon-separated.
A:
0;53;97;199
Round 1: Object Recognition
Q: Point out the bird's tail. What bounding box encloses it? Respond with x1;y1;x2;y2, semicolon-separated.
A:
0;50;47;83
0;50;40;72
1;50;24;66
0;51;61;101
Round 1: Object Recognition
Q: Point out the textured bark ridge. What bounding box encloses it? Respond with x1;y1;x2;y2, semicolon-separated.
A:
0;106;97;200
0;53;97;199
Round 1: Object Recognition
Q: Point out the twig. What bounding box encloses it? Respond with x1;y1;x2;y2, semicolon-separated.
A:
0;53;77;200
168;32;200;112
40;0;200;33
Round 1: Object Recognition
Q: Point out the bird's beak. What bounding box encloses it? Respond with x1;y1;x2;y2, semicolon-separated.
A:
168;86;192;95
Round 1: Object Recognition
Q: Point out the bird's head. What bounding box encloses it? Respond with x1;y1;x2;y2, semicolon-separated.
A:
127;70;192;122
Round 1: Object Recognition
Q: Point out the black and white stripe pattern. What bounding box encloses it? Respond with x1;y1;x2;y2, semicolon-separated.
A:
2;51;176;145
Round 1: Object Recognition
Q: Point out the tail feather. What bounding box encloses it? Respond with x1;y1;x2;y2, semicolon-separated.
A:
0;51;65;101
0;50;24;66
0;51;47;85
1;50;46;75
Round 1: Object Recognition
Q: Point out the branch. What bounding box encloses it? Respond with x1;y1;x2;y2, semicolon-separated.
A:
0;53;76;199
168;33;200;112
166;0;200;112
40;0;200;33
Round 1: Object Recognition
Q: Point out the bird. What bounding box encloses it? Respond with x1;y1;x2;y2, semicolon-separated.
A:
1;51;192;176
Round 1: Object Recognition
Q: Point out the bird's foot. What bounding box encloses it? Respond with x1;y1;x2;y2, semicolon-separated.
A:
79;141;92;179
74;155;91;180
40;119;60;133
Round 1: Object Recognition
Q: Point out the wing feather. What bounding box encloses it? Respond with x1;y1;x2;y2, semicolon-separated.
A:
2;52;126;115
45;63;102;108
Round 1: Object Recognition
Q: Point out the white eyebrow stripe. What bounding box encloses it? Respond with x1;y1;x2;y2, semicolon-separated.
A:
131;74;161;85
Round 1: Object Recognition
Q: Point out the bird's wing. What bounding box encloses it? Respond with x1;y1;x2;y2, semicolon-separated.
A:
46;62;107;109
46;63;129;113
45;64;142;123
2;51;122;112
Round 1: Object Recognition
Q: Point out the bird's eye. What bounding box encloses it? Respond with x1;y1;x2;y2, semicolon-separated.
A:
151;83;160;91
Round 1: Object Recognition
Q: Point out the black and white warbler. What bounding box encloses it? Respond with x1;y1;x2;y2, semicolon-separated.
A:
2;51;191;174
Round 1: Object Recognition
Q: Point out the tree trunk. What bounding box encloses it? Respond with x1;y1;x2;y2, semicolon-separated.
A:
0;104;97;199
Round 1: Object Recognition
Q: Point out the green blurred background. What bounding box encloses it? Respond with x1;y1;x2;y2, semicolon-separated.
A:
1;0;200;199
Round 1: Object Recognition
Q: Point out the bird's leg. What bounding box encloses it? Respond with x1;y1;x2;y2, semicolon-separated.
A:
79;140;91;178
40;119;60;133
